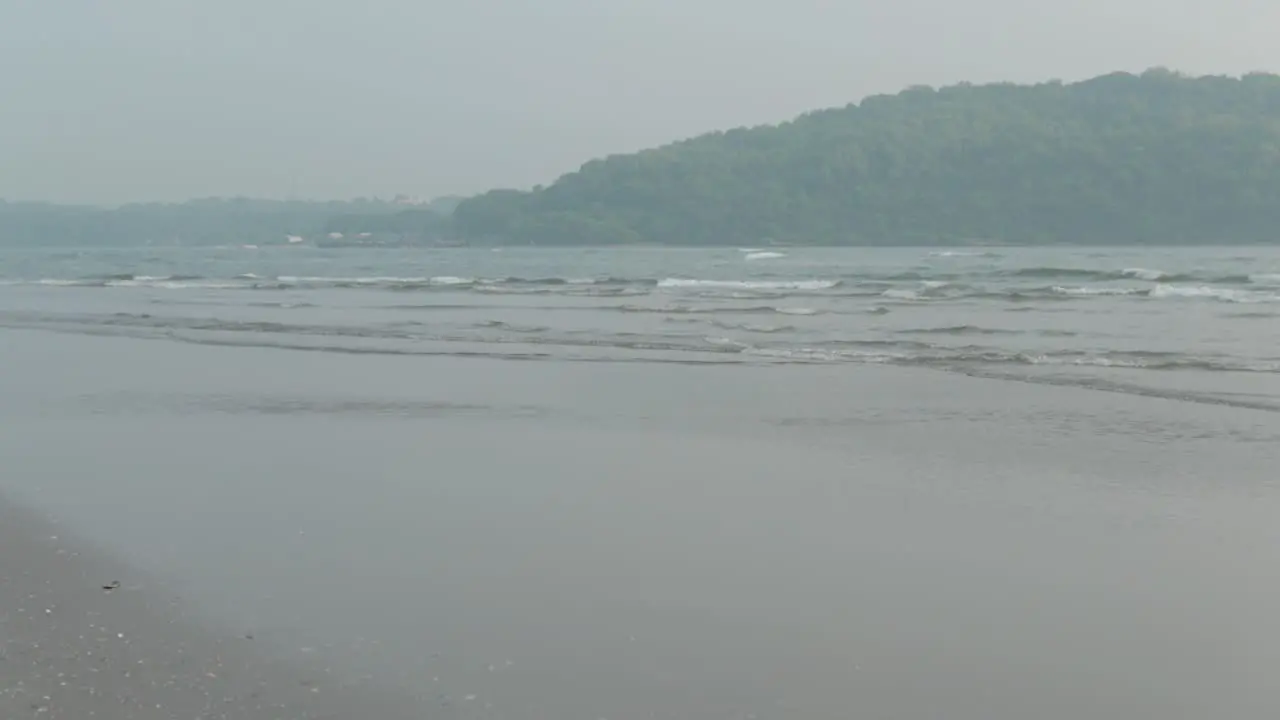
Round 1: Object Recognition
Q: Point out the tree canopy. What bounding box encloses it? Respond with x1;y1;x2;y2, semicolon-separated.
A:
452;69;1280;246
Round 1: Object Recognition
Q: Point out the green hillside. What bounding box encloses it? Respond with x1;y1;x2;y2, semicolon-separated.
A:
452;69;1280;246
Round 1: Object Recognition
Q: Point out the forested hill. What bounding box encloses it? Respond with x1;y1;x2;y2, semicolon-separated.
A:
452;69;1280;246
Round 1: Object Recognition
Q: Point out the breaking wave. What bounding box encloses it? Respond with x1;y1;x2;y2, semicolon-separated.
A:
618;304;822;316
656;278;839;291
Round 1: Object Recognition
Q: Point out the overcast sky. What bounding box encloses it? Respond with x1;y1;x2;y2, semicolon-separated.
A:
2;0;1277;205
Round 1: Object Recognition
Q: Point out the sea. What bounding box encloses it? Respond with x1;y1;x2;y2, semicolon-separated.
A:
3;244;1280;719
3;245;1280;407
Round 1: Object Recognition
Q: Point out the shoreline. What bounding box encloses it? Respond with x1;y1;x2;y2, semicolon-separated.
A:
0;495;429;720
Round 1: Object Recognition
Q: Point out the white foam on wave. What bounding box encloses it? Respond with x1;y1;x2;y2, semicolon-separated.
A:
276;275;431;285
1051;286;1142;296
429;276;475;285
881;288;922;300
1121;267;1168;281
703;336;751;349
773;307;820;316
712;321;795;333
744;251;786;261
746;346;901;363
110;278;244;290
1149;284;1271;303
1069;356;1155;369
657;278;838;291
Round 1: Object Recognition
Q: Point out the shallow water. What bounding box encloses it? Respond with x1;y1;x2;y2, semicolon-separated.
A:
4;246;1280;718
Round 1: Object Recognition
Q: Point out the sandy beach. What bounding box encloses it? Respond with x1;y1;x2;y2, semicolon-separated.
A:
0;494;432;719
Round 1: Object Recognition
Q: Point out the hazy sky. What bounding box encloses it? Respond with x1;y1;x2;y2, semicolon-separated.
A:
3;0;1278;205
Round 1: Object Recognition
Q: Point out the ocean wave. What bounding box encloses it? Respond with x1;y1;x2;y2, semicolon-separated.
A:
878;271;960;281
1120;267;1168;281
657;278;839;291
1149;284;1278;303
881;288;923;300
7;309;1276;378
247;302;318;309
746;345;1278;373
1010;267;1112;279
19;273;667;292
472;284;650;298
618;304;821;316
823;266;1267;286
714;321;795;333
899;325;1020;336
475;320;551;333
664;317;797;333
1011;266;1162;281
927;250;1002;258
1006;267;1249;284
21;271;1280;305
1051;285;1145;297
18;265;1276;297
276;275;431;286
879;282;961;300
744;251;787;260
36;276;241;290
110;278;241;289
745;346;902;363
0;311;747;356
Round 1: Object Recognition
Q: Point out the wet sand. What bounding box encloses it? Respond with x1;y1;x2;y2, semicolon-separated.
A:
4;328;1280;719
0;498;429;719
